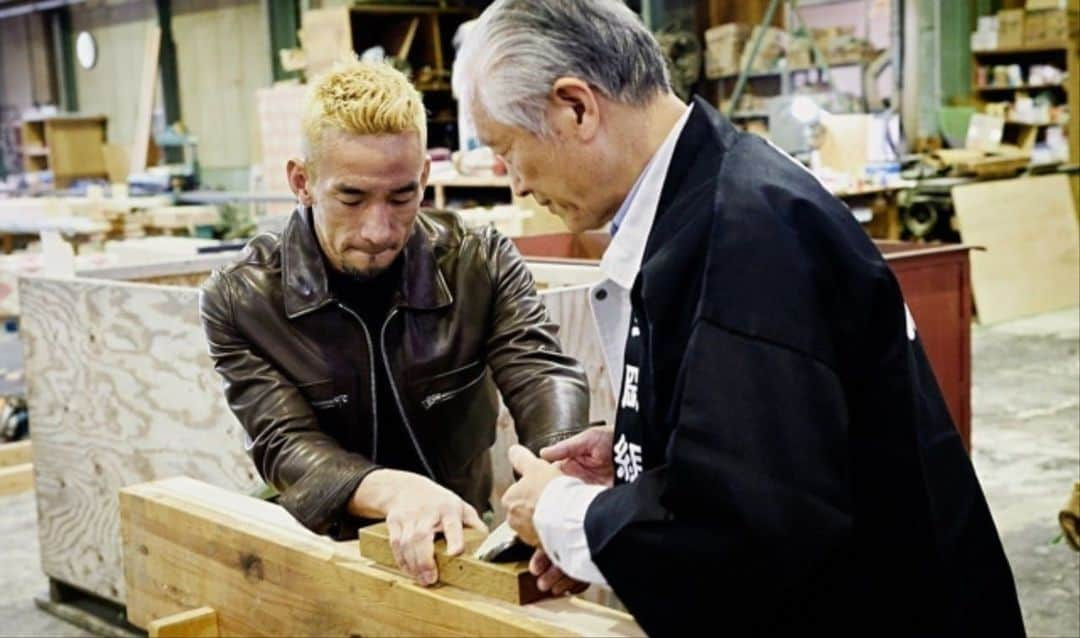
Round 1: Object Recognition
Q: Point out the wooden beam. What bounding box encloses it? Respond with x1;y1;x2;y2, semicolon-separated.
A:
359;523;549;605
0;440;32;468
149;607;219;638
121;477;643;638
0;463;32;496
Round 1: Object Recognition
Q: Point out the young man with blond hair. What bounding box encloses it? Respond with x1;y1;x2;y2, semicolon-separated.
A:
200;61;589;588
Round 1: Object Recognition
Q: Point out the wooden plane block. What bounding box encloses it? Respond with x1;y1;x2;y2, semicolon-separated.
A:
120;477;643;638
358;523;549;605
0;440;31;468
149;607;220;638
0;462;32;496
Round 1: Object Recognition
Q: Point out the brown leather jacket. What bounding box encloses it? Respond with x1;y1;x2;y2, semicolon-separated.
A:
199;207;589;537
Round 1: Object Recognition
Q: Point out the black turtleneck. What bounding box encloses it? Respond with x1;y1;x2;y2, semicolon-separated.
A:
324;252;427;476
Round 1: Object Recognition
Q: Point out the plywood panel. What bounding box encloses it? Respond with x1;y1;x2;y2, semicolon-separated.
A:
21;276;262;602
71;2;157;147
172;0;273;171
952;175;1080;324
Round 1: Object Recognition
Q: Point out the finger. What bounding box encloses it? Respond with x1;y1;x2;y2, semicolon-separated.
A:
461;505;487;532
414;527;437;586
398;522;421;581
442;513;465;556
387;517;406;572
538;565;564;592
508;444;546;475
569;580;589;595
529;549;551;576
552;575;579;596
540;432;588;462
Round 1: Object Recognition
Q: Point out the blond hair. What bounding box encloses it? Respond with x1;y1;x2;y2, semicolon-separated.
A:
302;60;427;169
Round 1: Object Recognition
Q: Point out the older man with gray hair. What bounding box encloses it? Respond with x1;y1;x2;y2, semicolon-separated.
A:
454;1;1024;635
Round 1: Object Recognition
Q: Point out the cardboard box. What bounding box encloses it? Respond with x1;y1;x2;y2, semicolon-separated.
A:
705;23;751;79
1042;9;1079;41
1024;10;1047;42
787;38;813;69
705;23;751;45
705;40;745;78
997;9;1025;48
1026;0;1078;11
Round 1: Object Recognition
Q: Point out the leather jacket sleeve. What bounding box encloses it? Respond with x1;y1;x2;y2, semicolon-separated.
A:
199;270;378;537
481;229;591;451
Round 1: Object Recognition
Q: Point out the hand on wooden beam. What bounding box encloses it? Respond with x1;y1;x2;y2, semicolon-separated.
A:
349;469;487;586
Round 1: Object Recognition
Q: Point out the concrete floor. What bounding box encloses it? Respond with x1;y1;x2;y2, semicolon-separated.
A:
0;309;1077;636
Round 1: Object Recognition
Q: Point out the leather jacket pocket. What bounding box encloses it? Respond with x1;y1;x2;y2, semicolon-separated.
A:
297;378;361;450
413;361;488;411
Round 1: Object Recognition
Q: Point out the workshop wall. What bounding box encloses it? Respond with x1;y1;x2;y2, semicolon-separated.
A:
70;1;158;148
172;0;272;182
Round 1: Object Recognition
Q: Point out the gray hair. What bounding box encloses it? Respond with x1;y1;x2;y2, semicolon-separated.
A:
453;0;671;136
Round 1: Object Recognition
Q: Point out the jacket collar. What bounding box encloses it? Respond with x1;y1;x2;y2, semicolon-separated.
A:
282;207;453;319
643;96;740;263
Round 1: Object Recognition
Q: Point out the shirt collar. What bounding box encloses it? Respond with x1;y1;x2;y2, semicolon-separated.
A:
600;103;694;290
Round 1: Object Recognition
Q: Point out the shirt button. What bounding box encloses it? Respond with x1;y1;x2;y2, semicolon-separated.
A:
594;289;608;301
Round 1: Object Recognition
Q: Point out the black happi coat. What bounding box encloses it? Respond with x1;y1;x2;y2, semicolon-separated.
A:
583;98;1024;637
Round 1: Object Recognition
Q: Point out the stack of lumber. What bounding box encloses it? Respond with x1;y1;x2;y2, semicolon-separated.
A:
0;439;32;496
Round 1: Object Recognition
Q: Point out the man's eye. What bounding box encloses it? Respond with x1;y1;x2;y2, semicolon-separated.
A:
390;196;414;205
339;199;362;206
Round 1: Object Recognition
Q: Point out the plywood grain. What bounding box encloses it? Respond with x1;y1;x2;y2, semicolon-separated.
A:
21;276;261;602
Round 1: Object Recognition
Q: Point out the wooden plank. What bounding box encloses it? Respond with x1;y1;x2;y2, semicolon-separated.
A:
952;174;1080;324
0;463;32;496
121;477;643;638
358;523;548;605
129;25;162;176
149;607;219;638
0;440;32;468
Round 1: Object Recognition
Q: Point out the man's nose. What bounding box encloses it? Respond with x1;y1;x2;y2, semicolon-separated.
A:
359;208;396;249
509;167;531;198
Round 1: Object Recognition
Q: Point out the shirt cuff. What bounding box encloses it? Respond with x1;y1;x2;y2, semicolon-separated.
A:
533;475;608;585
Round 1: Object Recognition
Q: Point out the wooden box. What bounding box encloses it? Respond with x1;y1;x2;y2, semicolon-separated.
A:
997;9;1026;49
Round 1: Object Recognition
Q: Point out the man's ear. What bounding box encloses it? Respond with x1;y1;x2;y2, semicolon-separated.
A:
550;77;600;141
420;155;431;190
287;158;315;206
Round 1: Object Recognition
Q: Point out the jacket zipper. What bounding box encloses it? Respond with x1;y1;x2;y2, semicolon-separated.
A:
380;308;437;479
420;369;486;410
311;394;349;410
336;303;380;462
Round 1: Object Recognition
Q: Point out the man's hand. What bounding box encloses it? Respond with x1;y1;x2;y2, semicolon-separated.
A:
349;469;487;586
540;425;614;486
502;444;564;546
529;548;589;596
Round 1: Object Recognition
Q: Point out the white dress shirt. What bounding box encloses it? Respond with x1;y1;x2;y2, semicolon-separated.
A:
533;104;694;585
